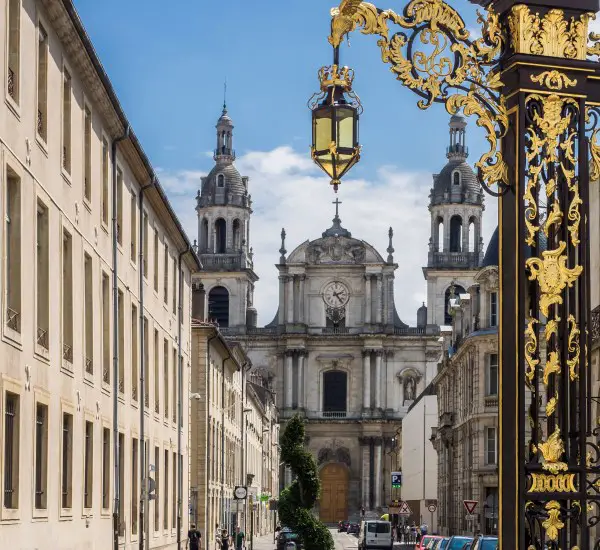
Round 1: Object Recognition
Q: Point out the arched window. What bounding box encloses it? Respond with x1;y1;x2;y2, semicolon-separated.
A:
215;218;226;253
232;219;241;251
444;284;466;325
453;171;460;186
323;371;347;416
200;218;209;252
449;215;463;252
208;286;229;327
217;174;225;188
468;218;476;253
437;216;444;252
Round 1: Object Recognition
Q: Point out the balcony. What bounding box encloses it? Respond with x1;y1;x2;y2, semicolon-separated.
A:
199;253;252;272
484;395;498;409
428;251;480;269
322;327;349;335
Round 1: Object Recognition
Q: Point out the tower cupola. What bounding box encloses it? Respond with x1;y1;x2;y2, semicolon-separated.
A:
215;103;235;162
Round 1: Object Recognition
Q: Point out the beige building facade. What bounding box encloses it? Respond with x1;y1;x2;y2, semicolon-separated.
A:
189;319;279;546
431;260;499;537
0;1;200;548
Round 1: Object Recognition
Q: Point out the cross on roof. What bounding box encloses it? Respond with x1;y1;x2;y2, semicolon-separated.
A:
332;198;342;218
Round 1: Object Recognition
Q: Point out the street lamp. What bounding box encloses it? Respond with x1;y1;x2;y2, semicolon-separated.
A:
309;51;361;192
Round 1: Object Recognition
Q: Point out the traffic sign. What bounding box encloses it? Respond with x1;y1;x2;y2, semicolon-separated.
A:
463;500;478;515
428;503;437;513
398;501;412;516
465;514;477;521
391;472;402;489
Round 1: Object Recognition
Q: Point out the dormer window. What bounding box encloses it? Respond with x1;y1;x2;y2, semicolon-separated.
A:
453;171;460;186
217;174;225;188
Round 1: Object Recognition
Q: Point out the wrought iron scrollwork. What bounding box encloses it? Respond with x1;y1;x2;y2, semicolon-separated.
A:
329;0;509;195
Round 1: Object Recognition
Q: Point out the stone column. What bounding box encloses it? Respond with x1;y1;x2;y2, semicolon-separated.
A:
374;439;383;508
364;275;372;324
360;438;370;509
362;351;371;409
374;351;382;409
297;351;305;409
278;275;286;325
286;276;294;323
298;275;306;323
285;351;294;408
376;275;383;323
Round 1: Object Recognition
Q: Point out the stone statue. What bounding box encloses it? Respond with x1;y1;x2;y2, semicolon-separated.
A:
405;377;416;401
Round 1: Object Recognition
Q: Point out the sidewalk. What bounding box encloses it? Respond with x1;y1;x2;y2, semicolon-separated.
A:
244;532;277;550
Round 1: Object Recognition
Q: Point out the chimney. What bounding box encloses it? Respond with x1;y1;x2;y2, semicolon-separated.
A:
192;281;206;320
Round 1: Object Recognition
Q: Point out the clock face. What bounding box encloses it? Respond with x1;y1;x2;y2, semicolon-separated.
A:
323;281;350;308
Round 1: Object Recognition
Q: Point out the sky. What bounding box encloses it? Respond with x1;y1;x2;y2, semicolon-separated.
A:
74;0;499;326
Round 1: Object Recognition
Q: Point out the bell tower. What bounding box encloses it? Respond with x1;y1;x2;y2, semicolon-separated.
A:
423;116;485;326
193;104;258;331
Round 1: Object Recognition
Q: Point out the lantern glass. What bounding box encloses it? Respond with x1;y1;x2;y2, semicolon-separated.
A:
336;106;355;149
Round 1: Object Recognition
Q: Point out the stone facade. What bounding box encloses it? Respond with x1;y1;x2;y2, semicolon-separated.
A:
431;266;499;536
0;1;200;549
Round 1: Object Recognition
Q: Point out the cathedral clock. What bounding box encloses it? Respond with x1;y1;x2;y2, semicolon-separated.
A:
322;281;350;308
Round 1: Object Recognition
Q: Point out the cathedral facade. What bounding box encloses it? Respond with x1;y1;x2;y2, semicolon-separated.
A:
193;107;484;523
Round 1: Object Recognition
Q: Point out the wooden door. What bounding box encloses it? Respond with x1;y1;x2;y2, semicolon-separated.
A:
319;463;348;523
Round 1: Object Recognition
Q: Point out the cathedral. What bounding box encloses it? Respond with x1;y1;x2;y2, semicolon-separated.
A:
193;106;485;522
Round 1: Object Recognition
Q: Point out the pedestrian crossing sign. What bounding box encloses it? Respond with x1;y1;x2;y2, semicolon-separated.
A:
398;501;412;516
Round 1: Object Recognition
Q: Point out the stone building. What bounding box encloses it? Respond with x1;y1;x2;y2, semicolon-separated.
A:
0;1;200;549
189;320;279;545
431;234;500;537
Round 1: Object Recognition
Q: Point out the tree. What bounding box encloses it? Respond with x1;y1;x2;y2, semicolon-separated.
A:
278;414;334;550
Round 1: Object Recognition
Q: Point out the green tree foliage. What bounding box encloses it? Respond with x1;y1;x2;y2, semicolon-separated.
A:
278;414;334;550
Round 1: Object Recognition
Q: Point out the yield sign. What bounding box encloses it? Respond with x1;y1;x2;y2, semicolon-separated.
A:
463;500;478;515
398;501;412;516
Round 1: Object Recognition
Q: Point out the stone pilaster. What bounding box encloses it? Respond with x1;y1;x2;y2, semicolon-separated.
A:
362;350;371;409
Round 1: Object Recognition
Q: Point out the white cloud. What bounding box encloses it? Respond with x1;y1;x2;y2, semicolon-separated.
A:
166;146;498;327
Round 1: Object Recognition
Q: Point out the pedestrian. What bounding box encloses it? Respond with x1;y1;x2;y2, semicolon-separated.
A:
187;523;202;550
235;526;245;550
221;529;230;550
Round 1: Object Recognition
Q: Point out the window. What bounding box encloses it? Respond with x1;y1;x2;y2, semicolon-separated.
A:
4;392;20;508
486;354;498;396
131;303;138;401
163;450;169;530
172;348;177;423
153;230;159;292
102;427;110;509
130;191;136;259
102;138;109;224
34;402;48;509
154;329;160;414
84;421;93;508
84;253;93;373
172;451;177;529
144;317;149;408
118;433;124;536
490;291;498;327
143;212;149;278
217;174;225;187
208;286;229;327
7;0;20;103
61;412;73;509
82;107;92;203
132;438;138;535
36;201;49;349
154;446;160;531
322;371;347;415
163;244;169;304
6;167;21;332
37;24;48;140
215;218;226;253
62;230;73;364
453;171;460;186
116;169;123;246
102;273;110;383
485;427;497;465
172;257;177;314
62;68;71;174
164;339;169;419
118;290;124;393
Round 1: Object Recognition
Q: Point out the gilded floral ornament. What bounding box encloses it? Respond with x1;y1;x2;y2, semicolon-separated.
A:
524;317;539;384
526;242;583;318
589;126;600;182
542;501;564;541
543;352;561;386
538;428;568;474
530;70;577;91
567;315;580;381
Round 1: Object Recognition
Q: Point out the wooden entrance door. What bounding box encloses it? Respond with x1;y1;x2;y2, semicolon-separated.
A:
319;463;348;523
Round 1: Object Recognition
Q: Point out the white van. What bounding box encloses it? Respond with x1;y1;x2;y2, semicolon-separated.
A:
358;520;393;550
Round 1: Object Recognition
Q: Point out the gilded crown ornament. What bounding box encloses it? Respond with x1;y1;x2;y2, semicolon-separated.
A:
318;64;355;91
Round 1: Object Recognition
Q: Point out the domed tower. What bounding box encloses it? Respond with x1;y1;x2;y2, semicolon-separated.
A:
423;116;485;326
194;105;258;331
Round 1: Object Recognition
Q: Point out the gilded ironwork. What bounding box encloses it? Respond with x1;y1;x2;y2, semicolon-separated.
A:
507;5;592;60
543;501;565;541
529;473;577;493
530;71;577;90
525;317;539;384
538;429;568;474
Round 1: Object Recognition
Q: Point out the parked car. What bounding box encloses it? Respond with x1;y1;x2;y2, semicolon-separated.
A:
445;536;474;550
437;538;451;549
347;522;360;535
358;520;393;550
422;536;445;548
469;536;499;549
338;520;350;532
276;528;302;550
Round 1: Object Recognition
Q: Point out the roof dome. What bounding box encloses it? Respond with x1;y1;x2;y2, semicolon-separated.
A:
202;164;246;196
430;160;482;205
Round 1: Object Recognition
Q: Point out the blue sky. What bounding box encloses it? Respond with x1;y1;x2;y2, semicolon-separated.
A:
75;0;497;325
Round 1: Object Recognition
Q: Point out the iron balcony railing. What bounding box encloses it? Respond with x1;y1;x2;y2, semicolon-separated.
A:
428;251;480;269
37;327;48;349
6;307;20;332
7;67;15;100
85;357;93;375
62;343;73;363
103;365;110;384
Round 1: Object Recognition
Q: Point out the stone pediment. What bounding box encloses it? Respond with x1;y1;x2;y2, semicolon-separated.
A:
306;236;366;265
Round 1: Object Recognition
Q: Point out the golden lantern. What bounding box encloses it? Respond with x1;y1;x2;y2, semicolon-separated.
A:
309;64;362;191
